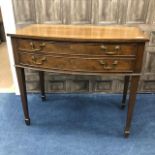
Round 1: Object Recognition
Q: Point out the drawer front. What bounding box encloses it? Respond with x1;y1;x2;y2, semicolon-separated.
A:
17;53;135;73
16;39;137;56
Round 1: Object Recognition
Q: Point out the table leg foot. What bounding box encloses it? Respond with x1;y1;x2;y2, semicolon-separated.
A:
25;118;30;126
124;130;130;138
41;95;46;101
39;71;46;102
121;102;126;109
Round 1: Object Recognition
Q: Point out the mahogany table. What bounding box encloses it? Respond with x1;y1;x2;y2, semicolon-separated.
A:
8;24;149;137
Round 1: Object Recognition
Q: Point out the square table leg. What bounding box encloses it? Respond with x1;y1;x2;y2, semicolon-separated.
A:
39;71;46;101
121;76;130;109
124;75;140;137
16;67;30;125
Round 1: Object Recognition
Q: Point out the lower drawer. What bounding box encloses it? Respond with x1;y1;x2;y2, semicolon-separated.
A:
17;53;135;73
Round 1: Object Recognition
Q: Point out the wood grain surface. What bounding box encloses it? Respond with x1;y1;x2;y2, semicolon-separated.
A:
8;24;149;42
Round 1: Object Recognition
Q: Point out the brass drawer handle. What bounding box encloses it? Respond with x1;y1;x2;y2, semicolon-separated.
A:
105;51;117;55
100;45;107;50
100;45;120;55
31;55;47;65
99;60;118;70
115;45;120;50
19;42;46;52
19;48;42;52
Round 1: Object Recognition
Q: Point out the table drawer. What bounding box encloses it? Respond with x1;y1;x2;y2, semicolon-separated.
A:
16;39;137;56
17;53;135;73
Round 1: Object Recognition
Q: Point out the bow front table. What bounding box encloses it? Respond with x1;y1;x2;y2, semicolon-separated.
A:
8;24;149;137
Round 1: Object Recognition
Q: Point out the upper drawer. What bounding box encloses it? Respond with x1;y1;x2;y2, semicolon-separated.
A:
16;39;137;56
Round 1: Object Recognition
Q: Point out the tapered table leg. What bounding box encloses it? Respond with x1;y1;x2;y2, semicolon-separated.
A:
124;76;140;137
39;71;46;101
121;76;130;109
16;67;30;125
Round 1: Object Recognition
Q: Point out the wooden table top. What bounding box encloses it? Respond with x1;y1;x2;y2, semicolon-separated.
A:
8;24;149;42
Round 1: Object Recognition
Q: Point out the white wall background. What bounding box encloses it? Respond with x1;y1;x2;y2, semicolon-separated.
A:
0;0;19;94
